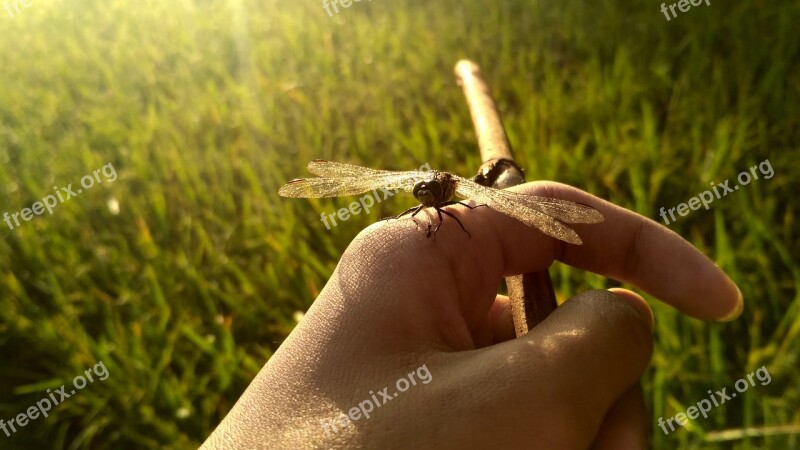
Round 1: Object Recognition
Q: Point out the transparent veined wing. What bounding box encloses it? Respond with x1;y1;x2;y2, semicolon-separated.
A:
452;177;604;244
473;187;604;224
515;196;604;224
278;170;431;198
305;160;395;178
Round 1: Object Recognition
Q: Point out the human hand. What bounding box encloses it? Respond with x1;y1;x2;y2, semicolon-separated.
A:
202;181;743;449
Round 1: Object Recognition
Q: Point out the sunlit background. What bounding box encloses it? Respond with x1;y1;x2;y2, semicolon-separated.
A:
0;0;798;448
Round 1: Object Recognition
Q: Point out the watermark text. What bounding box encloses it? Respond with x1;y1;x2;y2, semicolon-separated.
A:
320;162;431;230
657;365;771;435
320;364;432;436
659;159;773;225
1;361;110;438
3;163;117;232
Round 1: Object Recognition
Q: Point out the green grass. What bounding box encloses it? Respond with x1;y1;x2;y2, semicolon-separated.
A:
0;0;798;448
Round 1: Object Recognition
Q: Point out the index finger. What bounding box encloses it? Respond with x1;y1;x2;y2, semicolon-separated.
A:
484;181;743;322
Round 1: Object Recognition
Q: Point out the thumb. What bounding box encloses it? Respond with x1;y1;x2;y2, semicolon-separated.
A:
434;289;653;449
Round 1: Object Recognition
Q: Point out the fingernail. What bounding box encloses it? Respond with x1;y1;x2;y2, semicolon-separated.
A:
608;288;655;330
717;284;744;322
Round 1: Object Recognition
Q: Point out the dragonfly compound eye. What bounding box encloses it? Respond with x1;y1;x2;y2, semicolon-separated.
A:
413;180;443;206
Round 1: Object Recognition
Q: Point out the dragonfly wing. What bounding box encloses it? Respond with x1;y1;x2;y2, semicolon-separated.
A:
306;160;393;178
482;199;585;244
454;177;603;223
278;171;431;198
453;177;597;244
500;194;603;224
279;177;376;198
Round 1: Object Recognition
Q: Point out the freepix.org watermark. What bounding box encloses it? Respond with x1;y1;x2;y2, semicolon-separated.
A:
659;159;773;225
660;0;711;22
1;361;110;438
657;365;772;435
3;163;117;232
320;162;431;230
320;364;432;437
322;0;371;17
3;0;33;18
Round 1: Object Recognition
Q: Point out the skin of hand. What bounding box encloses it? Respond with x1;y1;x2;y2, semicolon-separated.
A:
201;181;743;450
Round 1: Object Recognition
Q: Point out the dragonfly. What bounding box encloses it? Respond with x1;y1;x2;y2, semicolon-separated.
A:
278;160;604;244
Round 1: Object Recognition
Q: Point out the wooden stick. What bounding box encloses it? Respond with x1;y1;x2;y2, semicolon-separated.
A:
454;60;557;336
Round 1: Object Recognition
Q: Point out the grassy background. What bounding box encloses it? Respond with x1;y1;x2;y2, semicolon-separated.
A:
0;0;798;448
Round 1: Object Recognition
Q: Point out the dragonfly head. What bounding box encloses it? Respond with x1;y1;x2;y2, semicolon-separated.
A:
413;179;443;207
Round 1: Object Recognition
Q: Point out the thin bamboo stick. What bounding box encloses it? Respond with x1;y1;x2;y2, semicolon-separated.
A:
454;60;557;336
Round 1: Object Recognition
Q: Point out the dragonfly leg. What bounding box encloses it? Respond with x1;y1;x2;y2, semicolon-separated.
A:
411;214;432;234
382;204;423;222
381;204;434;238
439;200;489;210
426;208;444;238
409;206;426;218
435;207;472;239
415;220;433;236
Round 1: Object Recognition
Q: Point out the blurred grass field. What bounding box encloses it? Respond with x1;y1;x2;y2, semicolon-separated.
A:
0;0;798;448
